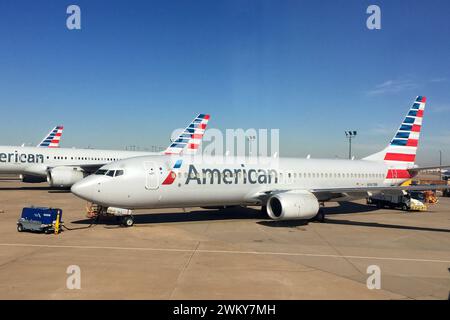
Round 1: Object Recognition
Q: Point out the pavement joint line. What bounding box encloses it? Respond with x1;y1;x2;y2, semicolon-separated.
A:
1;243;449;264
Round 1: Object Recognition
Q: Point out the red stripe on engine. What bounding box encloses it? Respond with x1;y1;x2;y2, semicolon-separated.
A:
384;153;416;162
386;169;411;179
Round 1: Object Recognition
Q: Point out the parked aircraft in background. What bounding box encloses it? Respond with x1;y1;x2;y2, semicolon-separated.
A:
0;114;210;186
71;96;449;224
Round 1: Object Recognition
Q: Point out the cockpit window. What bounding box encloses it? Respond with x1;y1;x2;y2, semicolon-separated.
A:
106;170;115;177
95;169;124;177
115;170;124;177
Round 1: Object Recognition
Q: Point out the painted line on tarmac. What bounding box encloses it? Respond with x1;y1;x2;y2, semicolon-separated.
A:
0;243;449;264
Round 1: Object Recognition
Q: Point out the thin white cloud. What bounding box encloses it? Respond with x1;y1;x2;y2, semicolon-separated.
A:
429;77;447;83
429;104;450;113
367;78;418;95
367;125;394;135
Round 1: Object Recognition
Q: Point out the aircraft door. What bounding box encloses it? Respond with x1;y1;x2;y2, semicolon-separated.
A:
144;161;159;190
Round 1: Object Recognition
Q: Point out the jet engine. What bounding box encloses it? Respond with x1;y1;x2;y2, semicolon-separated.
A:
20;174;47;183
47;167;86;188
266;190;320;220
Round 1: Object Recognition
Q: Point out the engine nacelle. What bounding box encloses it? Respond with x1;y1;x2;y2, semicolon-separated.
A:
267;191;320;220
20;174;47;183
47;167;86;188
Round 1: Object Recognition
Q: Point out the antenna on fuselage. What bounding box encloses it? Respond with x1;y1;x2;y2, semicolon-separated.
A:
306;154;311;159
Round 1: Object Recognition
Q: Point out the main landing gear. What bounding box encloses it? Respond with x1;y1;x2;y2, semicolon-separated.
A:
314;202;326;223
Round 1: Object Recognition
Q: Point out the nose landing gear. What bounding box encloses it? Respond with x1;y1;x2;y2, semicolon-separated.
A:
86;202;135;227
121;215;134;227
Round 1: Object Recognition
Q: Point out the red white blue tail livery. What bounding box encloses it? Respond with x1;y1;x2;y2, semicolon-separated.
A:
37;126;64;148
164;114;210;155
364;96;426;182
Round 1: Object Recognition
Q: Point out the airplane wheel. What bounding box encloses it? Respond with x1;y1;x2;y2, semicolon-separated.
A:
315;209;325;223
17;224;23;232
260;205;269;218
122;216;134;227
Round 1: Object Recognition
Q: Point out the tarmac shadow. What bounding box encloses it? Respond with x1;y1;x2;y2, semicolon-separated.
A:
322;201;379;215
71;206;266;226
323;218;450;233
0;186;58;191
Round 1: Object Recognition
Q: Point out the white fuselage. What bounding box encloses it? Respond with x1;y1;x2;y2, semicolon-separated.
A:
0;145;156;177
71;155;401;209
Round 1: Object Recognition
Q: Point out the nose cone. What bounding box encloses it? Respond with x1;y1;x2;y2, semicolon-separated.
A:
71;177;98;202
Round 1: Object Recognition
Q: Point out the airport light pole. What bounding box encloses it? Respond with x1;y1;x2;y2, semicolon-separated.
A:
345;131;357;159
247;135;256;157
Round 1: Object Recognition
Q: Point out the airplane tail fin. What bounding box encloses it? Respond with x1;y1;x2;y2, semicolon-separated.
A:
363;96;426;175
163;114;210;155
37;125;64;148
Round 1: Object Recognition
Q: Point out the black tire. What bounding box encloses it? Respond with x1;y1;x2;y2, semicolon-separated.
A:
260;205;269;218
122;216;134;227
17;224;23;232
315;209;325;223
402;204;408;211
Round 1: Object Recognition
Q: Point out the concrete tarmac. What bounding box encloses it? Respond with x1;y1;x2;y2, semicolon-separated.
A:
0;181;449;299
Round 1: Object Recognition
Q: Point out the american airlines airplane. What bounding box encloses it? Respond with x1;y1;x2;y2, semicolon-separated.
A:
0;114;210;186
71;96;448;223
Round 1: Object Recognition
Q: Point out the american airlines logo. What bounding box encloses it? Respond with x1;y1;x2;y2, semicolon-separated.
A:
185;164;279;185
0;152;44;164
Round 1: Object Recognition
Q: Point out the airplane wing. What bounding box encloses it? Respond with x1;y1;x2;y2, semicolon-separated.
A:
37;126;64;148
45;163;106;174
408;165;450;173
313;184;450;201
163;114;210;155
249;184;450;203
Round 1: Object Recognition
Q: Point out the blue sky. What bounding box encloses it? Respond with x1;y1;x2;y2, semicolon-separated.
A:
0;0;449;165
